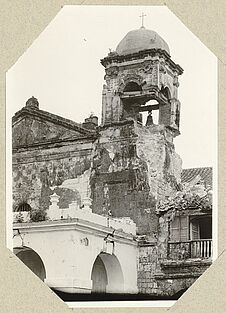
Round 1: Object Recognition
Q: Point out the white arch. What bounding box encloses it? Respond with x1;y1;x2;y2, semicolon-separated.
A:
91;252;124;293
14;246;46;281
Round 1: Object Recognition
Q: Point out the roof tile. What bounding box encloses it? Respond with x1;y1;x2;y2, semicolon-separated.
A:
181;167;212;188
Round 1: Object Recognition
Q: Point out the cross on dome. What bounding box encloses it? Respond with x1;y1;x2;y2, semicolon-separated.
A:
139;12;147;28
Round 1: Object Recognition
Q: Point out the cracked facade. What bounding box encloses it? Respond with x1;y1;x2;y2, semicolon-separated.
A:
12;26;213;297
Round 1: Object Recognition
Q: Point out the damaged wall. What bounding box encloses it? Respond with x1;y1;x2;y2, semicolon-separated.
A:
90;121;157;235
135;123;182;199
12;140;94;214
90;120;182;235
138;210;212;296
12;116;83;146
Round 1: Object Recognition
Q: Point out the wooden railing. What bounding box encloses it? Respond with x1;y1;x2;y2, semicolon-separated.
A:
167;239;212;260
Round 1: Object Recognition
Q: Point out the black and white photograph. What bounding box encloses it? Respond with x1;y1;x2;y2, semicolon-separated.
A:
6;5;217;308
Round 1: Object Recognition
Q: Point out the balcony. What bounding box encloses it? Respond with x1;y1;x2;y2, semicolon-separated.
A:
167;239;212;260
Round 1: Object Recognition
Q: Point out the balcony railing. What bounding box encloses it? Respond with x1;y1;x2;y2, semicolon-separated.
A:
167;239;212;260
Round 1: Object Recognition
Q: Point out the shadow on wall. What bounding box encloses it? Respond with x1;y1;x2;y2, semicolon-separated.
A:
91;252;124;294
13;246;46;281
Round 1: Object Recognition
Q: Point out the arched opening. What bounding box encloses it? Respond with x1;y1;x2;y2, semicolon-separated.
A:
161;86;171;100
14;202;32;212
14;246;46;281
91;253;124;294
124;82;142;93
175;104;180;128
140;99;159;126
91;255;108;293
120;82;173;126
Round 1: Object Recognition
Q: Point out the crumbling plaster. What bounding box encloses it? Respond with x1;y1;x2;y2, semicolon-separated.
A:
12;140;94;212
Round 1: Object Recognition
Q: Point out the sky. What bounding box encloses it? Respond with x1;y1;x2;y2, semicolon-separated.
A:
6;5;217;169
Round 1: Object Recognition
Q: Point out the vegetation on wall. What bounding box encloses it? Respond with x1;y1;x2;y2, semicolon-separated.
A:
30;209;47;222
156;186;212;215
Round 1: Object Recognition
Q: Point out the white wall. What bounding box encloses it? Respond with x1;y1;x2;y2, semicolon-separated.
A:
13;221;138;294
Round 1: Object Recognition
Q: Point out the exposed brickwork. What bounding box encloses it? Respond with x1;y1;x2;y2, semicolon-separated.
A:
12;139;94;212
89;121;182;235
137;212;212;296
12;116;83;147
138;245;159;294
138;243;211;296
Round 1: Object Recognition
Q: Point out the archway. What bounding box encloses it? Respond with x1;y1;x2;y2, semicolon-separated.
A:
124;81;142;92
91;253;124;294
140;99;160;125
91;255;108;293
161;86;171;100
14;246;46;281
14;202;32;212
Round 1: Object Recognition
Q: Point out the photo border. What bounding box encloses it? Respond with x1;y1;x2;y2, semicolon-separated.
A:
0;1;225;313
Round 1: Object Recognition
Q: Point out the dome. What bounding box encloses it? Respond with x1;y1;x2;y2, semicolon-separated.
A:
116;27;170;56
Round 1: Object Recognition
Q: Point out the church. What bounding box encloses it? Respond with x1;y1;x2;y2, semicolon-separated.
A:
12;23;213;299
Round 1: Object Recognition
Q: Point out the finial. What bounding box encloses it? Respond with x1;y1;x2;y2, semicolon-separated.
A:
25;96;39;109
139;12;146;28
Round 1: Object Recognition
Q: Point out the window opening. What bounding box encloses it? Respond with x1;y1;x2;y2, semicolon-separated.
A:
189;216;212;240
170;216;189;241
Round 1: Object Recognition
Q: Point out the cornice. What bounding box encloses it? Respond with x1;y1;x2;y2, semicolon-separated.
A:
12;107;95;136
101;49;183;75
13;219;137;246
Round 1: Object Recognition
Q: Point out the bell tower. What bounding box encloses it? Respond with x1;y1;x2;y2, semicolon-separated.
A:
100;27;183;134
91;26;183;236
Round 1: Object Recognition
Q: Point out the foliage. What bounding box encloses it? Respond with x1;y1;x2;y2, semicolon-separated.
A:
157;189;212;215
30;209;47;222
